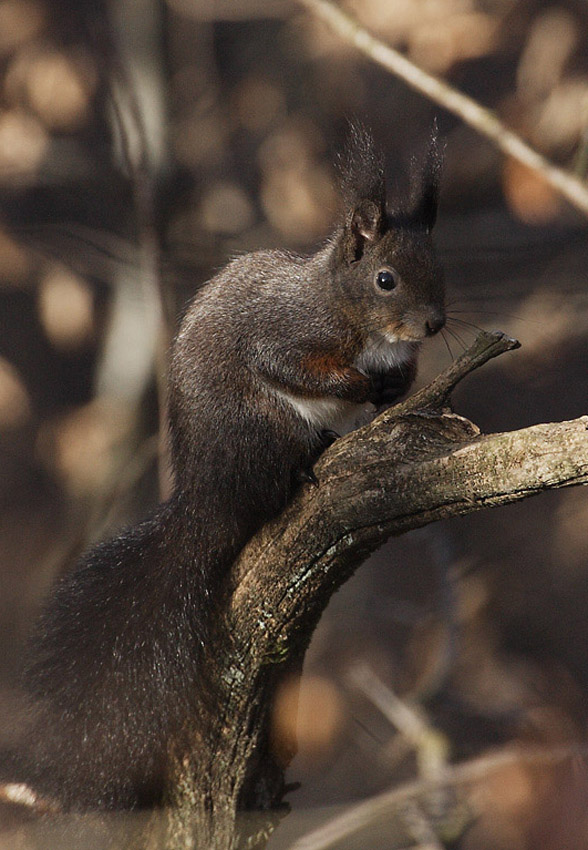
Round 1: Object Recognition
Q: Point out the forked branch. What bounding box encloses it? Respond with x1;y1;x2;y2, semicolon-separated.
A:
229;331;587;660
190;329;588;847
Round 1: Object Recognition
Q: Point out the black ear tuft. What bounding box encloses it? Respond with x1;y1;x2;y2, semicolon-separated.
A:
407;119;445;232
337;122;386;213
337;123;386;262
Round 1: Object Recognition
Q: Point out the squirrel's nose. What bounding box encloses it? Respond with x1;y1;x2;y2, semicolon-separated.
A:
425;311;445;336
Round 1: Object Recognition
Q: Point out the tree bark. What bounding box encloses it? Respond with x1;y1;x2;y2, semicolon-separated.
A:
158;330;588;849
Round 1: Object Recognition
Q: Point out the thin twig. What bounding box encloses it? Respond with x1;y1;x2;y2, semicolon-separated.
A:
350;664;453;845
296;0;588;218
291;743;588;850
402;800;446;850
349;665;449;781
0;782;59;815
392;329;520;414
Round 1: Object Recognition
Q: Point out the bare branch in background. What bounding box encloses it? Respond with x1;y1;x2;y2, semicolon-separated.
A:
296;0;588;218
290;743;588;850
92;1;174;499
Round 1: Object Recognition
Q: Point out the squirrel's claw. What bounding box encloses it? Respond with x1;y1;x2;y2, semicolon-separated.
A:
319;429;340;448
298;467;319;487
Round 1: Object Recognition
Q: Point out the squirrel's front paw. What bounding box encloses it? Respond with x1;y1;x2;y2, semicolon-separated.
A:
318;429;340;449
369;370;413;406
296;466;319;487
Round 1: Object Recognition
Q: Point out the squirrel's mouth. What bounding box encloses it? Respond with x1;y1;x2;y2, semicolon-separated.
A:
383;323;426;344
385;310;446;342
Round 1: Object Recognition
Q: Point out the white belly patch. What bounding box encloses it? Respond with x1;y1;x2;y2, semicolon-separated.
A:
273;389;372;434
270;336;417;435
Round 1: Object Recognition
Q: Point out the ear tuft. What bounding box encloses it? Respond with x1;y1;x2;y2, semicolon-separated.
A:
337;123;386;262
337;122;386;213
407;119;445;232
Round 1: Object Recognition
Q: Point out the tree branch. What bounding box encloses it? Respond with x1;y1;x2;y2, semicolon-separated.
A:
178;328;587;846
296;0;588;218
229;409;588;673
229;333;586;654
392;330;520;413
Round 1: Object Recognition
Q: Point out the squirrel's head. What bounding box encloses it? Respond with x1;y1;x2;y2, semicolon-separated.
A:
332;123;445;343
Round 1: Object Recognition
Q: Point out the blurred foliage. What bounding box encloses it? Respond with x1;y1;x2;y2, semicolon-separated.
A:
0;1;587;848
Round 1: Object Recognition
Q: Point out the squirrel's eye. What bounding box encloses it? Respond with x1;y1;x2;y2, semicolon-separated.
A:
375;269;398;293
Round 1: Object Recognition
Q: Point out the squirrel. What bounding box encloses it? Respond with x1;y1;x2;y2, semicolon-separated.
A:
5;125;445;811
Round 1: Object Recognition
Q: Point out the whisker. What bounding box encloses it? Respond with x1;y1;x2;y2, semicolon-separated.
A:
440;328;455;361
443;325;468;351
447;316;485;333
445;293;526;304
449;308;536;323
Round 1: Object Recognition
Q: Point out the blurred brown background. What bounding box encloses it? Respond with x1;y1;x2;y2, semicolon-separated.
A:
0;0;587;847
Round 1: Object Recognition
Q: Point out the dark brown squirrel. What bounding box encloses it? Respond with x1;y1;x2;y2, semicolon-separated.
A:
6;125;445;811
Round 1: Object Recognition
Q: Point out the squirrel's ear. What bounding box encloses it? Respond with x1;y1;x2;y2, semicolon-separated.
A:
351;197;383;240
337;123;386;262
407;121;444;232
338;197;384;264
